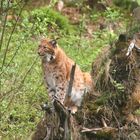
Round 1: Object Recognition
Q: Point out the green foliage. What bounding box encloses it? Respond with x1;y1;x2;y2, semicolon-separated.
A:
93;93;110;106
0;2;131;139
112;80;125;92
90;7;123;22
0;34;47;139
104;7;123;21
90;10;101;21
5;7;74;37
137;0;140;5
23;7;74;35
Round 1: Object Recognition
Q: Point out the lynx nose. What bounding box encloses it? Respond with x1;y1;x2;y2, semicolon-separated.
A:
38;48;43;56
38;50;46;56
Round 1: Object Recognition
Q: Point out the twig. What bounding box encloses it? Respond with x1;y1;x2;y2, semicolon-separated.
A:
112;111;120;129
101;118;107;127
0;56;38;116
67;63;76;97
43;126;52;140
53;100;71;140
64;115;69;140
126;39;135;56
0;22;36;76
81;125;129;134
0;0;10;52
1;1;28;70
81;126;118;133
0;0;10;94
53;99;68;117
126;34;140;56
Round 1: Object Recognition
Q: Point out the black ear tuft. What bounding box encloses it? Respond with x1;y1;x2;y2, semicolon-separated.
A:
49;40;57;48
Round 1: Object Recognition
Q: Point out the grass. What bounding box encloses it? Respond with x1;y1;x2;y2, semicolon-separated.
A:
0;3;130;139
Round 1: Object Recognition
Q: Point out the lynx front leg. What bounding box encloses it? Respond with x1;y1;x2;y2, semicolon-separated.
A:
54;74;67;104
45;85;56;102
55;82;67;104
44;76;57;102
46;81;66;104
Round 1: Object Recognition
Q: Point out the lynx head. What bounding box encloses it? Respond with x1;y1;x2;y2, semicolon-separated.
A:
38;38;57;62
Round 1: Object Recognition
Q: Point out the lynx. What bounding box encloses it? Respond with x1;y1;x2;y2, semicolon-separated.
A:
38;38;92;113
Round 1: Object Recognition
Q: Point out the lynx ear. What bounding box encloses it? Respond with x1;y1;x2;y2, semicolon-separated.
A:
49;39;57;48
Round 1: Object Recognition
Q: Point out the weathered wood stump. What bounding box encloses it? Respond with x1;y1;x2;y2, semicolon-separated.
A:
31;99;81;140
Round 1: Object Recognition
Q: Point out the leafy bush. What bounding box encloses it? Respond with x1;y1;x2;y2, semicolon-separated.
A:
103;7;123;21
21;7;74;36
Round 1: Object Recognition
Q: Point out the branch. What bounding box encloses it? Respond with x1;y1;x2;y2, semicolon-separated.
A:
81;126;117;134
67;63;76;97
43;126;52;140
1;0;28;70
53;100;71;140
0;0;10;51
53;99;69;117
